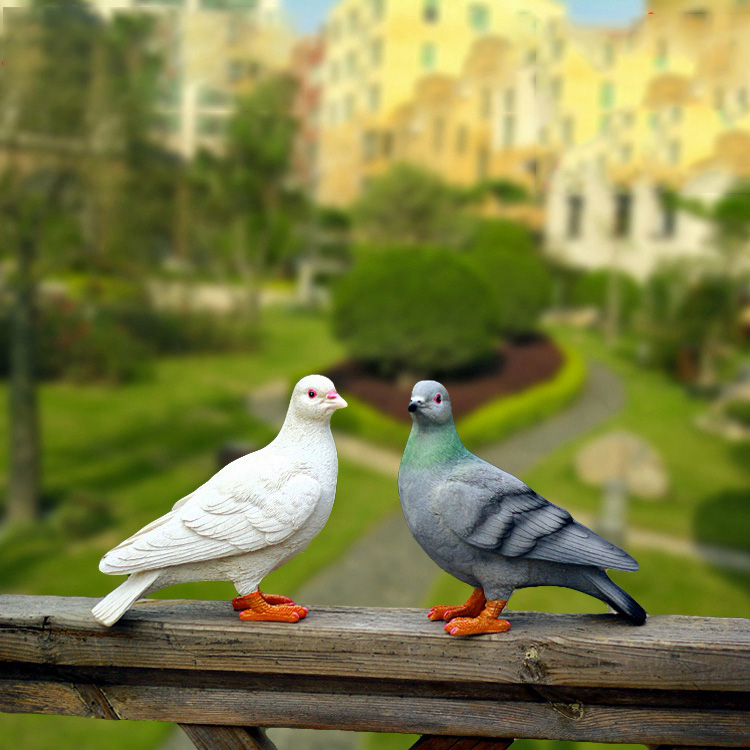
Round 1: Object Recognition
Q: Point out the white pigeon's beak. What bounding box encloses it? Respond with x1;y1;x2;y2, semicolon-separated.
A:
325;391;347;409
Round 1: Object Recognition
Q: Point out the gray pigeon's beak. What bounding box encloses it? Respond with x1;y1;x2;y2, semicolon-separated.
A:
408;398;423;413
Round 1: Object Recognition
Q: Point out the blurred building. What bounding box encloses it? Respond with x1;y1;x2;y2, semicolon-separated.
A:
290;34;326;193
544;0;750;277
314;0;564;206
0;0;295;158
310;0;750;276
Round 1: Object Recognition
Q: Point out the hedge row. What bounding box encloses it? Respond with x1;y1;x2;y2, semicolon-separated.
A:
329;341;587;452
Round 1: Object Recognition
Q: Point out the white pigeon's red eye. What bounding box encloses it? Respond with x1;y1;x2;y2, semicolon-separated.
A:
434;394;442;404
308;389;317;399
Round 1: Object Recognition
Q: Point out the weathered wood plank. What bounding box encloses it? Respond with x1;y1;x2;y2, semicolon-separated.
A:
179;725;277;750
0;676;747;746
410;737;514;749
0;596;747;692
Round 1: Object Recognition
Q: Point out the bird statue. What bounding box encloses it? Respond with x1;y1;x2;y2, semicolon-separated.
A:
92;375;347;627
398;380;646;636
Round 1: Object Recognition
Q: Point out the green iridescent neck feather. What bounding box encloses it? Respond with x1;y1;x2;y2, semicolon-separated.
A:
402;420;468;469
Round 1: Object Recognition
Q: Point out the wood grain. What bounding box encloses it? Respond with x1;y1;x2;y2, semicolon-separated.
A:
0;596;748;746
410;737;514;749
179;725;277;750
0;596;747;691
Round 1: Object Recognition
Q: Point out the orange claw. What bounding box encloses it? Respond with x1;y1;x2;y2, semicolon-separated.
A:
233;591;308;622
444;599;510;637
428;587;486;621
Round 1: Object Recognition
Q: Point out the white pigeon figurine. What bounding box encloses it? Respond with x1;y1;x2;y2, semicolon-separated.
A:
92;375;347;627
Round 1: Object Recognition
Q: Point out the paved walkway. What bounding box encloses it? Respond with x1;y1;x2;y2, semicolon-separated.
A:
165;362;750;750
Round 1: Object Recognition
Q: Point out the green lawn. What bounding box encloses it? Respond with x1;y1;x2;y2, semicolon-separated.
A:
524;327;750;552
0;308;400;750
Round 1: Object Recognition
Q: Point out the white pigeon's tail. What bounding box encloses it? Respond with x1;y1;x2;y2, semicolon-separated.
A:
92;570;159;627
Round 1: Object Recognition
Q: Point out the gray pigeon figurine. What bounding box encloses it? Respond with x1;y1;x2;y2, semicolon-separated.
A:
398;380;646;636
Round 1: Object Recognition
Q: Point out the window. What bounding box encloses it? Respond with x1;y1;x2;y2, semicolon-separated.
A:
382;131;394;157
456;125;468;154
330;61;339;83
566;195;584;239
370;38;383;66
424;0;439;23
553;37;565;59
739;87;749;111
669;139;681;164
328;21;340;41
371;0;385;21
363;131;378;160
656;186;677;238
655;38;668;69
421;42;437;70
551;76;563;100
650;111;659;130
197;114;225;137
502;114;514;147
158;77;182;106
344;94;355;120
620;143;632;163
504;88;515;111
714;87;725;111
368;84;380;112
600;81;615;109
477;146;490;180
346;51;357;76
329;101;338;125
433;117;445;151
152;112;180;133
348;9;359;32
599;114;610;133
526;49;537;64
469;4;490;33
198;86;230;107
227;60;243;83
480;87;492;118
672;105;682;122
603;41;614;66
613;191;632;238
562;116;574;145
622;111;634;127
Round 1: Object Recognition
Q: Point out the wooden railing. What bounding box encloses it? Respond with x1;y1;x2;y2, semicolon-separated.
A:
0;596;748;749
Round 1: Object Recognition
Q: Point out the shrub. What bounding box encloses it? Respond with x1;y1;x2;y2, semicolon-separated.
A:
725;400;750;428
571;269;641;326
467;220;554;335
332;247;497;378
0;300;152;384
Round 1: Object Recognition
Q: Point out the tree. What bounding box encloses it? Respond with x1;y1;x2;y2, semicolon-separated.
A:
332;247;497;378
467;220;554;336
353;163;474;248
664;180;750;384
189;74;301;318
1;0;163;523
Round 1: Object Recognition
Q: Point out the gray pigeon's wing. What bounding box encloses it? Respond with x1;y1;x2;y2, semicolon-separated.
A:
437;461;638;572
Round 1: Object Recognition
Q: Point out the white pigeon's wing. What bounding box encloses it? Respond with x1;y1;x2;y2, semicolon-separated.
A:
437;460;639;572
100;456;321;575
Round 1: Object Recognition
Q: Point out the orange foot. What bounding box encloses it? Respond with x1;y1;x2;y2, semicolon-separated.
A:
444;600;511;637
428;587;486;622
233;591;308;623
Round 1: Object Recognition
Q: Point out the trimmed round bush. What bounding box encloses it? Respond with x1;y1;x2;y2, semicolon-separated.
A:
467;221;553;336
332;247;497;378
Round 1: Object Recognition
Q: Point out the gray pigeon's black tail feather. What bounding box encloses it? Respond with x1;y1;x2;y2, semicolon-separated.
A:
585;571;647;625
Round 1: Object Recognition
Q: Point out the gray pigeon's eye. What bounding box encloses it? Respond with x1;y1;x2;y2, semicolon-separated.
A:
308;389;317;399
434;394;442;404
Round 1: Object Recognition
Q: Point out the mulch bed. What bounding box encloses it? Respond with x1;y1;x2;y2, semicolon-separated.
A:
328;337;564;424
